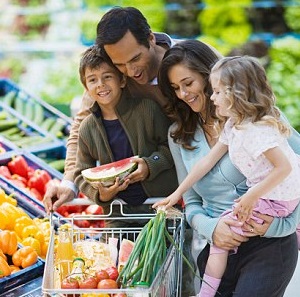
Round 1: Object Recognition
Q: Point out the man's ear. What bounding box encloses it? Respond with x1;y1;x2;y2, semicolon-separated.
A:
120;75;127;88
149;31;156;46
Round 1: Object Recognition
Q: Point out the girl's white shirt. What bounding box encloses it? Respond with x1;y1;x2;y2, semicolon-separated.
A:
219;118;300;201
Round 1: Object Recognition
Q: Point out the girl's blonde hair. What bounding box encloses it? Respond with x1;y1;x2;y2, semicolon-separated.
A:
211;56;290;136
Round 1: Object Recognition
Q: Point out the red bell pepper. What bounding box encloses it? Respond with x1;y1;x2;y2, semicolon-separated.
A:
7;155;29;179
0;166;12;179
27;169;51;195
29;188;43;201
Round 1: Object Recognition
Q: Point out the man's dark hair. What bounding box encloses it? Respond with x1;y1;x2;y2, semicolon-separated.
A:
96;6;151;49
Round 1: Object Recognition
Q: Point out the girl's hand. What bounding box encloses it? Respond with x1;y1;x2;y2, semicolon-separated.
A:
152;192;182;210
127;157;149;183
89;177;130;202
233;194;256;223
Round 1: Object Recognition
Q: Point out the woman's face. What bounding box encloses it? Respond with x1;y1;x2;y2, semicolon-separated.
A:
168;63;207;113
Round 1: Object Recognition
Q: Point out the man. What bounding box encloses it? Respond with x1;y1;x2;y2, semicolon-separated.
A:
43;7;181;213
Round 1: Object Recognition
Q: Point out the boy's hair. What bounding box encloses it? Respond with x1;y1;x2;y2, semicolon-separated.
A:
211;56;290;136
79;45;123;89
96;6;151;50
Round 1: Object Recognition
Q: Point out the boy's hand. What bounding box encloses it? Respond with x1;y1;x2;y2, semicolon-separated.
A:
89;177;130;202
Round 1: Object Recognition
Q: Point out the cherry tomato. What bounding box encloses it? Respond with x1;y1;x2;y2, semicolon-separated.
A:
105;266;119;281
95;269;110;282
97;279;118;289
61;277;79;289
79;276;98;289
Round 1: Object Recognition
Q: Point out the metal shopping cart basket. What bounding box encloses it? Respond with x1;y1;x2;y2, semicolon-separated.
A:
42;199;185;297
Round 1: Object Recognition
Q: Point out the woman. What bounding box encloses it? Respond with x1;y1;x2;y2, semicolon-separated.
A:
157;39;300;296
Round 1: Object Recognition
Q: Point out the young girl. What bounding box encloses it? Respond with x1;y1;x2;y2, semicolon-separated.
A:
154;55;300;297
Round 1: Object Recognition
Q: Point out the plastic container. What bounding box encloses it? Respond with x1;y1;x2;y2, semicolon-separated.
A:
0;78;72;140
0;151;63;209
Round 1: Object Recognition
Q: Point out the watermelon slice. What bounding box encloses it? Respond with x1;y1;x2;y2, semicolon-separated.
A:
82;156;139;187
118;239;135;272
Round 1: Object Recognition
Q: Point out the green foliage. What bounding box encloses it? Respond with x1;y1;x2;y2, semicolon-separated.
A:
39;58;84;106
284;2;300;33
266;36;300;131
0;57;26;83
198;1;252;48
80;10;106;43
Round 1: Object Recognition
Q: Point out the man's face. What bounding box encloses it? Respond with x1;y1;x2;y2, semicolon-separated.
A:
104;31;158;85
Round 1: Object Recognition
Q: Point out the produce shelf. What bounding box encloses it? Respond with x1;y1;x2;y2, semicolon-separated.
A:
0;78;72;140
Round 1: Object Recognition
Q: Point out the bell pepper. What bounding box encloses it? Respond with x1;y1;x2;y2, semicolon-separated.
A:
22;225;45;244
0;249;7;261
28;187;43;201
0;230;18;256
9;265;20;274
27;169;51;195
0;188;17;206
14;216;34;238
7;155;29;179
0;256;11;278
0;211;7;230
0;202;28;230
12;246;38;268
21;237;41;256
0;166;11;179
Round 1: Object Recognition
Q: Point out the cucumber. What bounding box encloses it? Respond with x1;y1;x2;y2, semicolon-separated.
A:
0;119;19;132
48;159;65;172
49;118;66;136
0;111;7;120
1;90;17;107
14;96;25;116
32;103;44;125
24;101;35;122
40;117;56;131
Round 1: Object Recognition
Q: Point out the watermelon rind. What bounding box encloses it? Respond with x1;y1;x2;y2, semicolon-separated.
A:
82;156;139;187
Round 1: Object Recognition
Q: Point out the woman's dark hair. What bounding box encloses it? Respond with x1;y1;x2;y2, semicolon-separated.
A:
96;6;151;50
158;39;220;149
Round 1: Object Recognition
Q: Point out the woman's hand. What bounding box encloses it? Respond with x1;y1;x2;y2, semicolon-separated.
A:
213;217;248;250
242;212;274;236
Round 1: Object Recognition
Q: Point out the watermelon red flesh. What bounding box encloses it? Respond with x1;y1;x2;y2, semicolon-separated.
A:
82;156;138;182
118;239;135;267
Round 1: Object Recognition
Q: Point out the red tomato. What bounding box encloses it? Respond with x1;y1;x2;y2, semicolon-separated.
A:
105;266;119;281
97;279;118;289
85;204;104;215
61;277;79;289
78;276;98;289
95;269;110;282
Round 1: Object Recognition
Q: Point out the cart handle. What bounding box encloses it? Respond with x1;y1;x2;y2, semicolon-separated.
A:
64;197;164;206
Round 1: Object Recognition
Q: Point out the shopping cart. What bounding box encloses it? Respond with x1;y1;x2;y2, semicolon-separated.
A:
42;199;184;297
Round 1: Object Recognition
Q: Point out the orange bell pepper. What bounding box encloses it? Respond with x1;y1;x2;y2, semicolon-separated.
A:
0;230;18;256
9;265;20;274
12;246;38;268
0;211;7;230
0;249;7;261
0;256;11;278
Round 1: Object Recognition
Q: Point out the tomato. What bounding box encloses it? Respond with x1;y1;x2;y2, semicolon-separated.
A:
97;279;118;289
61;277;79;289
79;276;98;289
105;266;119;281
95;269;110;282
85;204;104;215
